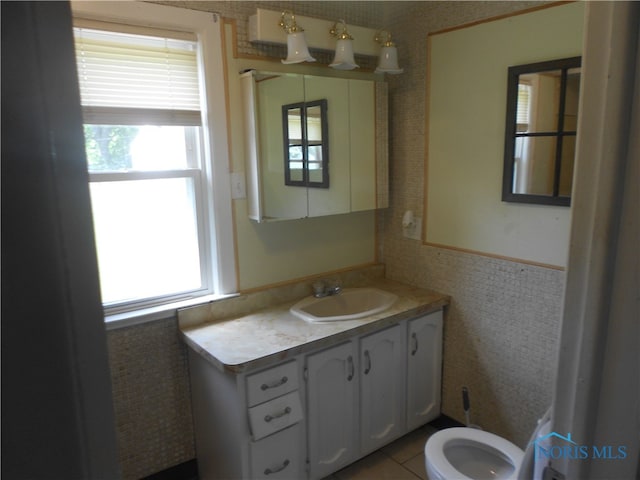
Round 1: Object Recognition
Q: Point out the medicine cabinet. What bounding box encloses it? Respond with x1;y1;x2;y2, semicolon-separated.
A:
241;70;388;222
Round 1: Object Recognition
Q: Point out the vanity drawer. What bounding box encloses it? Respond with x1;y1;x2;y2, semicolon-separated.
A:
250;424;304;480
248;391;303;441
246;360;298;407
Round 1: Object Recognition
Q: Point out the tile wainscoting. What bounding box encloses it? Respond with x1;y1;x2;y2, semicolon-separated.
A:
107;318;195;479
385;244;564;448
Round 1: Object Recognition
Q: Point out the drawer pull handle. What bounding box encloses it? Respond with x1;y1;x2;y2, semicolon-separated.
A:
264;459;290;475
347;355;354;381
411;332;418;356
261;376;288;391
364;350;371;375
264;406;292;423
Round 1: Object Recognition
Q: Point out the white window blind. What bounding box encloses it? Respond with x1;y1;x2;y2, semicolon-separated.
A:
74;26;201;125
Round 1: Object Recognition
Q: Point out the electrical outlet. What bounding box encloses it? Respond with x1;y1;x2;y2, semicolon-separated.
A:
403;217;422;240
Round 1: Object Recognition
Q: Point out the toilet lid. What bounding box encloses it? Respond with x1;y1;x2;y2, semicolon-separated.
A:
425;427;524;480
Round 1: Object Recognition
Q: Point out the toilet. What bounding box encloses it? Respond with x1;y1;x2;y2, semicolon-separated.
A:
424;427;524;480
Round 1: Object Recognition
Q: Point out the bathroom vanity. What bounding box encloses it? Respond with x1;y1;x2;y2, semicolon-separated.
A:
181;280;447;480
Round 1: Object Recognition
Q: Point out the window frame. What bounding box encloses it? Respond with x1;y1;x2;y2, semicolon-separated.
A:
71;2;237;318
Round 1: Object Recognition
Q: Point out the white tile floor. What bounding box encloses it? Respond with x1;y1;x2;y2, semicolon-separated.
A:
322;424;438;480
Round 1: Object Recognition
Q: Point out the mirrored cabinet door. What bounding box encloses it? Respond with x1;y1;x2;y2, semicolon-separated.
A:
254;73;307;219
349;79;376;213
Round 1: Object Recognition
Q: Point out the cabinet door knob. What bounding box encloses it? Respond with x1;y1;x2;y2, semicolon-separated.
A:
264;406;292;423
347;355;354;381
264;459;290;475
261;376;288;391
411;332;418;356
364;350;371;374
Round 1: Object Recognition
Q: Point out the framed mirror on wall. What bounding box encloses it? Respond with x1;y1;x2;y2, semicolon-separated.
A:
502;56;582;206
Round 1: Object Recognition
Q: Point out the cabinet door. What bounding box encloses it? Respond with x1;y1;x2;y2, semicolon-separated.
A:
349;79;376;212
256;73;308;220
407;310;443;430
360;324;405;454
306;341;358;479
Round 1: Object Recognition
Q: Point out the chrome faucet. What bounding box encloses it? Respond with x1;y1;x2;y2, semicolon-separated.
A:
312;281;342;298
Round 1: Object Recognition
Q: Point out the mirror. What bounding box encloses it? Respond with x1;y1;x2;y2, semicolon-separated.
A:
283;99;329;188
241;70;388;222
502;56;581;206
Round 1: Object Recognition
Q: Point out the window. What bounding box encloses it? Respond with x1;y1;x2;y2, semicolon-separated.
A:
72;3;235;315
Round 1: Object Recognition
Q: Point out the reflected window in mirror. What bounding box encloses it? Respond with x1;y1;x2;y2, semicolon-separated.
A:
283;99;329;188
502;56;581;206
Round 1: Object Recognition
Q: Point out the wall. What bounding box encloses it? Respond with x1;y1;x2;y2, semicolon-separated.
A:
382;1;571;447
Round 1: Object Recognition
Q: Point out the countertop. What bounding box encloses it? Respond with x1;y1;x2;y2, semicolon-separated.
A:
181;278;449;374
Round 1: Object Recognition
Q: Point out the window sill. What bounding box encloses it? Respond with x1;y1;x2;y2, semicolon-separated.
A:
104;293;238;330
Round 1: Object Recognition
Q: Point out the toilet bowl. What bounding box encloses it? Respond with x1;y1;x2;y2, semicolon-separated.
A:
424;427;524;480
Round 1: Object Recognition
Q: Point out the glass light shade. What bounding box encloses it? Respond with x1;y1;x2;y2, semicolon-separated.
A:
329;38;359;70
375;45;403;74
282;32;316;64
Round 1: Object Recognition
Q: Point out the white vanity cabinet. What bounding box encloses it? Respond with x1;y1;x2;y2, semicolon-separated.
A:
186;308;443;480
305;315;441;479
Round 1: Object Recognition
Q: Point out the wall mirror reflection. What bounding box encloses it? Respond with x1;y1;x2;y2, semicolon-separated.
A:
502;56;581;206
283;99;329;188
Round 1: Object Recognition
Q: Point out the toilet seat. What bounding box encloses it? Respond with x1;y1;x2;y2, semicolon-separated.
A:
425;427;524;480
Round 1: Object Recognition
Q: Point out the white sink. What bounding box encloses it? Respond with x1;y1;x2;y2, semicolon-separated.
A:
290;288;398;323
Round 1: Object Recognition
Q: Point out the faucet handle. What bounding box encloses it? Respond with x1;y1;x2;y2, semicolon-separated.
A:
312;281;326;297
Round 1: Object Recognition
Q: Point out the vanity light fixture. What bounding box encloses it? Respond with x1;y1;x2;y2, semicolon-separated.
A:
329;20;359;70
279;10;316;64
251;9;399;70
374;30;403;74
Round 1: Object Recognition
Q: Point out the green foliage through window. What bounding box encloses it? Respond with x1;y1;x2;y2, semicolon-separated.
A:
84;125;139;171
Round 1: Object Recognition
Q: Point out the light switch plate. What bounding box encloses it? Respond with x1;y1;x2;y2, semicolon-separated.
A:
230;172;246;199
